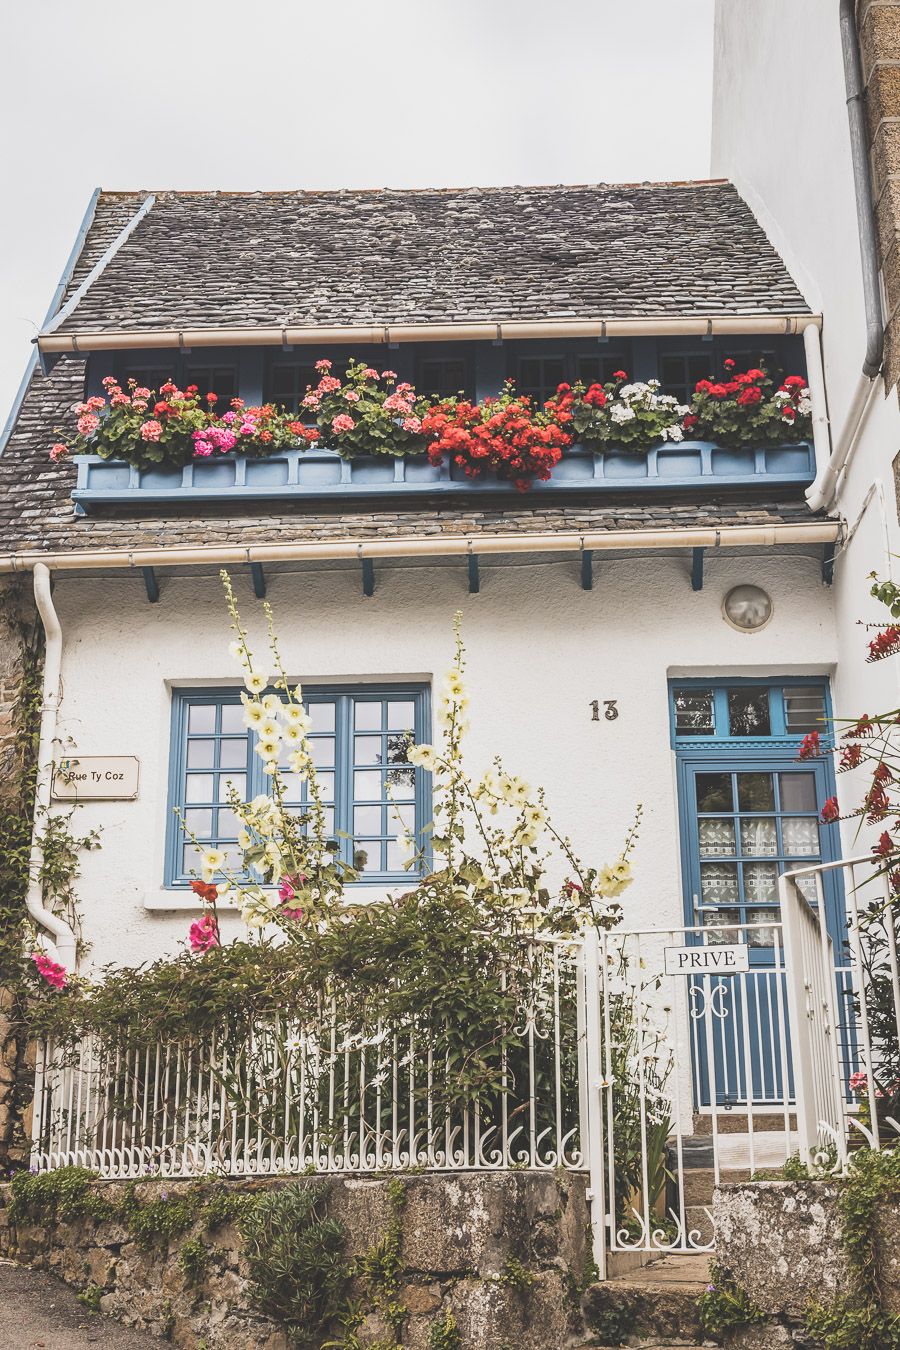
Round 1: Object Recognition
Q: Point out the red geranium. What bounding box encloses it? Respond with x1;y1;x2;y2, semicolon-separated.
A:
422;383;572;491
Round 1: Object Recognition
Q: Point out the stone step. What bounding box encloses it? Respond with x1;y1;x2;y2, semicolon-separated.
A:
582;1255;709;1346
693;1111;796;1135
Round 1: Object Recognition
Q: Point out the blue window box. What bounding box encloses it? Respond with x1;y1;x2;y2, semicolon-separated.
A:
71;441;815;514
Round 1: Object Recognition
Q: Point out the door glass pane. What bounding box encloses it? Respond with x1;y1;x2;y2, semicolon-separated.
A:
700;862;740;904
728;687;771;737
740;817;778;856
704;908;741;943
782;817;820;857
747;908;779;947
674;688;715;736
737;773;775;811
699;818;736;856
696;773;733;812
783;687;827;734
779;772;817;813
744;862;778;902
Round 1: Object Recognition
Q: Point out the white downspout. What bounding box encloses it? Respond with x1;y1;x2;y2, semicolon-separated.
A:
805;371;881;513
802;322;831;487
26;562;77;968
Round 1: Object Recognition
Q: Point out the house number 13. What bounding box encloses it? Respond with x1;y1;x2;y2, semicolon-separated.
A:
590;700;618;722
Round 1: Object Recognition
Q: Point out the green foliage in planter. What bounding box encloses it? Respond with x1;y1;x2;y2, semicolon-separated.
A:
9;1165;115;1226
696;1264;765;1336
427;1311;461;1350
240;1180;349;1348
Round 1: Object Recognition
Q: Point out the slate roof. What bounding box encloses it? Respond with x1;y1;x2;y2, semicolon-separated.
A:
46;182;810;336
0;358;822;557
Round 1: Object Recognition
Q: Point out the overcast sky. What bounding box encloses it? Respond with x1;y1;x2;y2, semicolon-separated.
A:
0;0;714;418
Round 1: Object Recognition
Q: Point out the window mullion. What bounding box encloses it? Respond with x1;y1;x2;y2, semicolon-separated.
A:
337;695;353;869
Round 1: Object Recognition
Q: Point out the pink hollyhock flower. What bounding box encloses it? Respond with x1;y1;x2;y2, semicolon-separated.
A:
315;358;333;372
278;874;305;920
49;443;68;462
344;390;361;402
140;419;163;441
402;416;422;433
77;414;100;436
331;414;355;434
32;951;67;990
189;912;219;952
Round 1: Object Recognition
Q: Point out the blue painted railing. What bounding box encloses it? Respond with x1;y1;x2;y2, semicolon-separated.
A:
71;441;815;514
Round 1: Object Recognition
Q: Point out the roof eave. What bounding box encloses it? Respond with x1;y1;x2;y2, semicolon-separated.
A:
36;313;822;354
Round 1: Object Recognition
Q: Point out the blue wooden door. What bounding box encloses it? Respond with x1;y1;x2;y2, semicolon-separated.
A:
669;680;845;1112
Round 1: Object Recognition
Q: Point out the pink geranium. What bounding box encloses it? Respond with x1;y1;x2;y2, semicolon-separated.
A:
189;912;220;952
315;358;333;372
32;951;67;990
49;443;68;462
77;414;100;436
140;419;163;441
331;414;355;434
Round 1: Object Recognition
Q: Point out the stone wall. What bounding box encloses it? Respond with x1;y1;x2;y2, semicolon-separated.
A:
0;1171;595;1349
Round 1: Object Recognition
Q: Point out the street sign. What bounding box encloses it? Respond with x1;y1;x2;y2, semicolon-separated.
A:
52;756;140;801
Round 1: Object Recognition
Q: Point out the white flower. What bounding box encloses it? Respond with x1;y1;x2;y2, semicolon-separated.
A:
240;888;280;929
229;640;248;667
598;855;633;898
244;671;267;695
798;396;812;414
610;403;635;424
262;760;278;775
237;828;252;850
513;825;539;848
284;704;311;730
499;774;530;805
282;723;305;745
523;805;546;829
242;701;266;729
199;847;226;880
442;670;466;701
261;693;281;715
396;832;416;859
407;743;437;771
256;737;280;760
258;719;282;742
288;749;311;776
666;424;684;442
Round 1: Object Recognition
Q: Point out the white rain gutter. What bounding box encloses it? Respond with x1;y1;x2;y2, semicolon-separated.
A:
36;313;820;355
802;322;831;484
0;521;841;577
805;371;882;512
26;563;77;969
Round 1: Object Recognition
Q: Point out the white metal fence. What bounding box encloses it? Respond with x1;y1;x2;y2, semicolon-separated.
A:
28;861;900;1277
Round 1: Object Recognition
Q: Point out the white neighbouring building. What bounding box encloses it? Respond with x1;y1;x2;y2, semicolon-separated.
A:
0;156;875;1135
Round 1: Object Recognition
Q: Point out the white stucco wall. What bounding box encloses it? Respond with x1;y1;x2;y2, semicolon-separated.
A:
51;552;836;971
712;0;900;859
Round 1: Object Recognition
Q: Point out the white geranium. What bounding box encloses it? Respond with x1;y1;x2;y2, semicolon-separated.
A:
610;403;635;424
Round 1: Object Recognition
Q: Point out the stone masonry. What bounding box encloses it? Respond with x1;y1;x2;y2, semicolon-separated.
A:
859;0;900;389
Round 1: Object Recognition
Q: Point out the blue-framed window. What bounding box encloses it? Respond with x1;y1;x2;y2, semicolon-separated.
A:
166;685;431;887
669;678;841;945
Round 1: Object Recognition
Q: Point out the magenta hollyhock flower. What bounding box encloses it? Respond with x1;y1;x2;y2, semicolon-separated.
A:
189;913;219;952
32;952;67;989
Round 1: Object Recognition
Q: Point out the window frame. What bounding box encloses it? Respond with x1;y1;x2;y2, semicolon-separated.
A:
165;683;431;888
669;677;832;748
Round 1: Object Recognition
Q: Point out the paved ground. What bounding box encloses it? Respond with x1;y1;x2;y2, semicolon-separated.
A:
0;1261;163;1348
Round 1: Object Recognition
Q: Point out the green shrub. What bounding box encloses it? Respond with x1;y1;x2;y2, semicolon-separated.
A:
697;1264;765;1336
240;1181;349;1347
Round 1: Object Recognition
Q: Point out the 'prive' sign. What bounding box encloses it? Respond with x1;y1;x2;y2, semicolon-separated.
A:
663;943;750;977
52;756;140;801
